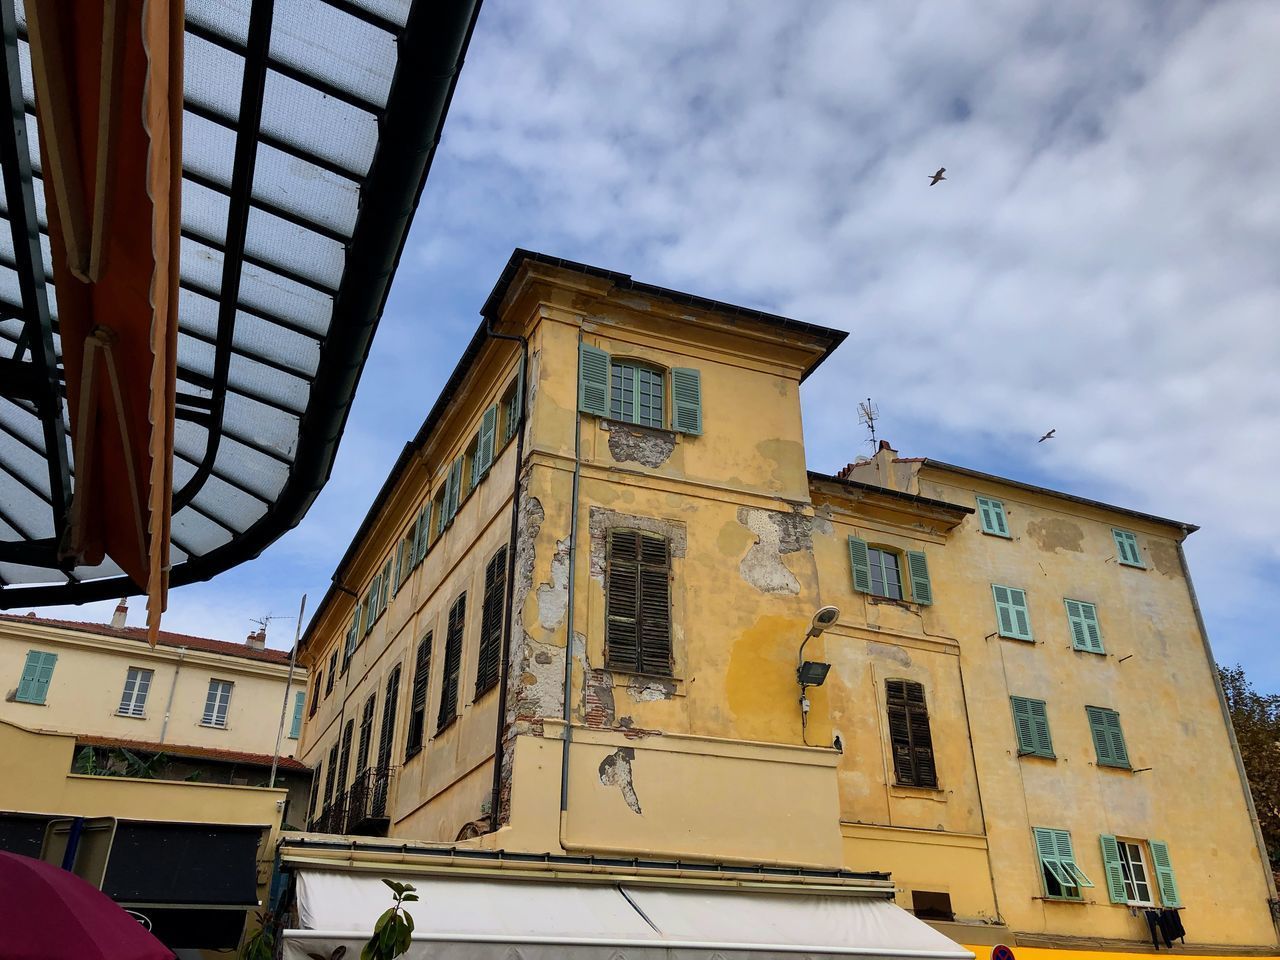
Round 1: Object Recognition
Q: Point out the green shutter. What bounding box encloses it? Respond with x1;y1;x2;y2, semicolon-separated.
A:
905;550;932;605
1148;840;1180;907
509;357;525;442
16;650;56;704
578;344;610;416
1065;599;1104;653
992;585;1033;640
1055;830;1093;888
1011;697;1054;758
289;690;305;739
475;404;498;482
1099;835;1128;903
1033;827;1074;891
671;367;703;435
848;536;871;593
1028;698;1053;757
444;456;463;524
976;496;1009;537
1113;529;1144;568
1087;706;1130;768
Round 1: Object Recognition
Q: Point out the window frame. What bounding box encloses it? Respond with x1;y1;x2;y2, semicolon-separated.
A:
975;495;1011;537
991;583;1034;641
202;679;234;729
405;632;432;761
604;528;673;677
1010;695;1054;759
1086;705;1131;769
436;592;466;733
288;689;305;739
885;679;938;789
475;546;508;698
1117;840;1156;906
867;546;905;601
117;666;154;718
609;359;666;429
1064;598;1105;654
1112;528;1145;568
1033;827;1094;900
15;649;57;704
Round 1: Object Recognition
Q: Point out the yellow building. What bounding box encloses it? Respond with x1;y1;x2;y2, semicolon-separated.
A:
294;251;1278;956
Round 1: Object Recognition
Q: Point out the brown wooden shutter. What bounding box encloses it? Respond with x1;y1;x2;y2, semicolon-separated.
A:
357;694;375;772
605;529;671;675
437;593;465;731
885;679;937;788
637;534;672;674
376;665;401;773
475;547;507;696
324;744;338;803
337;719;354;793
405;633;432;760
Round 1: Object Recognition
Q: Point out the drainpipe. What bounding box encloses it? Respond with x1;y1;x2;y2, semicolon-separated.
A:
270;594;307;789
1176;530;1280;929
559;332;585;820
158;646;187;744
486;314;528;829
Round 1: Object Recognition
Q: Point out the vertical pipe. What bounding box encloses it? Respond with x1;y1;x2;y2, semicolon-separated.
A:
271;593;307;789
158;645;186;743
559;332;585;814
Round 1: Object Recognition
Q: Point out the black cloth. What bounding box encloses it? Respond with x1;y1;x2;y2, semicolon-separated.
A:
1158;907;1186;944
1144;909;1172;949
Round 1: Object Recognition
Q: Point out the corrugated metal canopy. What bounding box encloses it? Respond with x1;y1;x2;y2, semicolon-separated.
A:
0;0;482;606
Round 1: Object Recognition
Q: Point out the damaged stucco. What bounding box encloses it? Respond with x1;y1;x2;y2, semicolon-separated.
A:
598;747;642;814
1025;517;1084;554
536;537;570;630
736;505;812;595
588;506;688;583
602;420;676;468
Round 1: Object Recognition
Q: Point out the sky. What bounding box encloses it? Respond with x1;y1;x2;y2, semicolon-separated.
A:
36;1;1280;687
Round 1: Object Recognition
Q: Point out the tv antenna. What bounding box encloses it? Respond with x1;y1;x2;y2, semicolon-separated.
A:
858;398;879;452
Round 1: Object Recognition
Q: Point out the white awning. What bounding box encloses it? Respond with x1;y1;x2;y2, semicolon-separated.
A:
284;869;975;960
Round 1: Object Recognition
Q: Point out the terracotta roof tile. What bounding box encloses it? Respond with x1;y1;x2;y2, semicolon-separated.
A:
0;613;294;666
76;734;310;772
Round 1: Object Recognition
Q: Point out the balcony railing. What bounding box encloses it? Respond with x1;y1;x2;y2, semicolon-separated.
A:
345;765;395;836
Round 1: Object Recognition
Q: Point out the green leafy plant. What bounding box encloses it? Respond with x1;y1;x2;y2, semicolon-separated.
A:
361;879;417;960
241;911;275;960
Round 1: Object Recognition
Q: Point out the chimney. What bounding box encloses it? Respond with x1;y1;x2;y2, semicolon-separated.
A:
246;627;266;651
111;599;128;629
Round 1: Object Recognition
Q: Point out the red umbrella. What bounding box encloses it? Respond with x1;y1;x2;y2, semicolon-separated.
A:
0;851;173;960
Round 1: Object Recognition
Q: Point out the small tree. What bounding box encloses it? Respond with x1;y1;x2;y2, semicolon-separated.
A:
1219;663;1280;868
362;879;418;960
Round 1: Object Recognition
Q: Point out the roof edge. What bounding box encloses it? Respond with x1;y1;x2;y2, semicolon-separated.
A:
808;471;976;516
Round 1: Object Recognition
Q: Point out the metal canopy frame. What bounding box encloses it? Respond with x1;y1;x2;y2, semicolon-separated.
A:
0;0;483;605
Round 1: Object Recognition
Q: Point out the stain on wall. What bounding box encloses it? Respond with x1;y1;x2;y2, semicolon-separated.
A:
1025;517;1084;553
736;506;811;595
1146;539;1183;578
599;747;642;814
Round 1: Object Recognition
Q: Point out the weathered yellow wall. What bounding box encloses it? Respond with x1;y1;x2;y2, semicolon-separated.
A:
0;620;304;757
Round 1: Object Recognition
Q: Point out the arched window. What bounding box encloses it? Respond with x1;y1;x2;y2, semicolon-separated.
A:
610;360;665;428
867;547;903;600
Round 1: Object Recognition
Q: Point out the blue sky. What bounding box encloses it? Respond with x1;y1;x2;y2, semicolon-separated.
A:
41;1;1280;687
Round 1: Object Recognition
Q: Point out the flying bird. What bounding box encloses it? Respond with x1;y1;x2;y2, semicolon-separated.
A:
928;167;946;185
1038;429;1056;443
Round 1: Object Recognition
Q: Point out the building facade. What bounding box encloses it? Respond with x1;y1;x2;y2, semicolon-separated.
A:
0;607;310;820
296;251;1278;954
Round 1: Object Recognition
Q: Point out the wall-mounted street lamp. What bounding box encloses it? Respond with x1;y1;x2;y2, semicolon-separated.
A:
797;605;840;743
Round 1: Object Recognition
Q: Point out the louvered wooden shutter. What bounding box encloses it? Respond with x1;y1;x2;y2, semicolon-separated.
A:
475;547;507;695
509;357;525;442
1087;706;1130;767
406;633;432;759
1011;696;1037;755
377;666;401;772
358;694;375;770
289;690;305;739
671;368;702;434
605;530;671;675
17;651;56;703
325;744;338;803
992;584;1032;640
437;593;465;731
475;404;498;481
448;456;464;521
1148;840;1180;906
886;679;936;788
848;536;872;593
1099;835;1128;903
976;496;1009;536
380;559;392;612
1065;600;1104;653
338;719;354;792
906;550;933;605
1112;529;1144;567
579;344;610;416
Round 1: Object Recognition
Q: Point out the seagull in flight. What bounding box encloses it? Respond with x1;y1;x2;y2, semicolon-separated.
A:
928;167;946;186
1038;429;1056;443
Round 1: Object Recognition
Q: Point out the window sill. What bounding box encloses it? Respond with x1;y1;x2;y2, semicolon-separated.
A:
1033;896;1088;904
866;595;916;609
1071;647;1107;656
600;666;686;698
12;699;47;706
997;633;1036;643
433;718;457;739
200;722;229;731
1017;751;1057;762
600;417;678;439
979;530;1012;540
890;784;946;801
115;712;148;720
1096;761;1133;771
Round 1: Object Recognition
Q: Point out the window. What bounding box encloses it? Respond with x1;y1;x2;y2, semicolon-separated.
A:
308;673;322;718
325;651;338;696
357;693;376;772
1065;599;1104;653
475;547;508;697
288;690;305;739
1033;827;1093;900
885;679;937;788
992;584;1033;640
578;344;702;435
975;496;1010;537
1010;696;1054;758
431;486;447;540
342;606;359;674
470;404;499;489
308;760;322;820
15;650;57;704
1100;837;1154;905
605;529;672;675
338;719;354;794
501;366;523;445
437;593;465;732
405;632;432;760
1086;706;1130;768
847;537;932;604
323;743;338;806
117;667;154;718
379;558;392;613
1112;529;1144;567
377;665;401;771
202;680;233;728
410;502;429;568
910;891;954;922
462;434;479;498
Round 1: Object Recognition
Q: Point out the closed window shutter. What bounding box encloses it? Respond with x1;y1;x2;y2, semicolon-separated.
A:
1066;600;1104;653
1011;696;1037;755
475;547;507;696
1034;828;1071;890
448;456;464;521
338;719;354;792
289;690;305;739
1148;840;1180;906
1105;711;1129;767
475;404;499;481
1087;706;1130;767
605;530;672;675
1099;835;1129;903
885;680;914;786
437;593;465;731
671;368;703;435
1029;698;1053;756
993;585;1033;640
886;680;936;788
1055;830;1094;887
848;536;872;593
17;650;56;703
578;344;610;416
324;745;338;804
976;497;1009;536
637;535;672;674
906;550;933;605
358;694;376;770
377;666;401;772
406;633;432;760
1113;529;1144;567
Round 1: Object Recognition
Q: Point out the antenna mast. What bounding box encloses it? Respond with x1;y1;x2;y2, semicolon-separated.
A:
858;398;879;453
